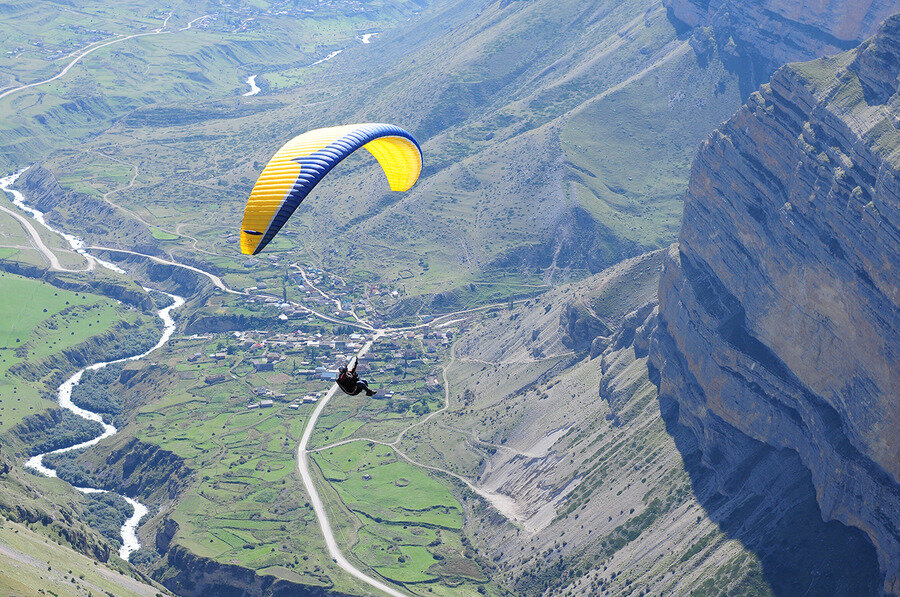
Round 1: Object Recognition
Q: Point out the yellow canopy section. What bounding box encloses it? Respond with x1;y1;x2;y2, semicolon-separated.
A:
362;135;422;191
240;123;422;255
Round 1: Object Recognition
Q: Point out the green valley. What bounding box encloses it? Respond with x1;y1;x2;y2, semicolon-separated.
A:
0;271;157;432
1;0;892;595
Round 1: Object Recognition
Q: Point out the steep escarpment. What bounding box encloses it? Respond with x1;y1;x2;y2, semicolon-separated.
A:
45;437;193;505
651;16;899;594
156;545;353;597
407;252;810;595
664;0;898;95
19;165;158;255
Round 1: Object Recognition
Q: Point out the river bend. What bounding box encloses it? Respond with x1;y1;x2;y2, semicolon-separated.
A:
2;170;185;560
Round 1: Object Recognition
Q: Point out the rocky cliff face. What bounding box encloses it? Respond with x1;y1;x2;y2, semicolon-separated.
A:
651;15;899;594
665;0;899;94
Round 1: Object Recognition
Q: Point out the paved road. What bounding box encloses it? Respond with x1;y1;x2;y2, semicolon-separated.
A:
295;334;409;597
0;203;68;270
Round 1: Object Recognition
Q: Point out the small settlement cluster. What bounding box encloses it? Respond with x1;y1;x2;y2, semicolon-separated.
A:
185;324;455;415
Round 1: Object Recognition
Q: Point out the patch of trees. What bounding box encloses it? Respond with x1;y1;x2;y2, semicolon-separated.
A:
82;491;128;547
17;410;103;456
43;451;97;488
129;548;160;567
92;323;161;364
71;364;123;415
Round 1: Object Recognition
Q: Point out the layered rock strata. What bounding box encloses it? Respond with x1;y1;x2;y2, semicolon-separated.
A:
651;15;900;593
665;0;899;93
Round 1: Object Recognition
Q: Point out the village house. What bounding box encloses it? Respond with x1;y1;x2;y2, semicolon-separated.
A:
252;359;274;372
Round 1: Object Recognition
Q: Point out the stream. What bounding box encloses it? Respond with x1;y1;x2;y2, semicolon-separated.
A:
310;49;343;66
2;170;186;560
1;168;125;273
242;74;260;96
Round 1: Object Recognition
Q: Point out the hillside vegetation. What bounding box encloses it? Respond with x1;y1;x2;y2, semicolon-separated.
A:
15;0;745;302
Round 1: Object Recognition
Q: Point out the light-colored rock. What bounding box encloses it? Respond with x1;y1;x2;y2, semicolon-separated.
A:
652;15;900;593
664;0;899;92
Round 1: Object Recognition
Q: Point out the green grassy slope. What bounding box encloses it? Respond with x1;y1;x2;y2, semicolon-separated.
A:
12;0;746;304
0;271;152;432
0;517;165;597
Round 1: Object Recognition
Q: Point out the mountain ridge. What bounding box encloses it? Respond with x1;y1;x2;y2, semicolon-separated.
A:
650;14;900;593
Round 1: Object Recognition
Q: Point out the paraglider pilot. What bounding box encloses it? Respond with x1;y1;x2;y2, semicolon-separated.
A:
336;359;376;397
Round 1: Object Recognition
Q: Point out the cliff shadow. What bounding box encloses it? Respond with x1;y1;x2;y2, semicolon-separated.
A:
656;394;881;595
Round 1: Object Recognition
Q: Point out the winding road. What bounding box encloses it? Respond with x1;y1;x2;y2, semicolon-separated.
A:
295;334;409;597
293;276;534;594
0;13;214;102
2;171;529;595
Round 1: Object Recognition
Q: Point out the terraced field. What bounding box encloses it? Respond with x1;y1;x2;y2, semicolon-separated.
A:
39;314;481;594
313;441;484;589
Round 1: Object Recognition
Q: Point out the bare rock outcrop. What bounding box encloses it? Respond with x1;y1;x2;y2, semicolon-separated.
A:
664;0;899;93
651;15;900;593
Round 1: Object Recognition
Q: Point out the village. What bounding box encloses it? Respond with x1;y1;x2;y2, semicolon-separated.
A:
237;263;409;330
175;290;456;419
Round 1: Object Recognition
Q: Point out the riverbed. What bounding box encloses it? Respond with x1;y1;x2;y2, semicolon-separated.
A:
2;172;185;560
242;74;260;96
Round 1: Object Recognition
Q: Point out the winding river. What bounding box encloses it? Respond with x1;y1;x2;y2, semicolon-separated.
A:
2;171;186;560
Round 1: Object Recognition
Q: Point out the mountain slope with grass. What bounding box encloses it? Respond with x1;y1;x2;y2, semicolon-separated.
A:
25;0;893;302
18;0;746;300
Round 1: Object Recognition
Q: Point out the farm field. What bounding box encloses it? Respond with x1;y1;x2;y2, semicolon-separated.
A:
126;334;350;590
312;441;488;590
99;318;487;594
0;271;148;431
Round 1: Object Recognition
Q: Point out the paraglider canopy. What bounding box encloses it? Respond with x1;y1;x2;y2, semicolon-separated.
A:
240;123;422;255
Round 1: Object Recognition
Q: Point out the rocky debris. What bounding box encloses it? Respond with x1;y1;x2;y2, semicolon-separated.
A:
851;15;900;104
0;447;9;477
559;302;610;353
442;252;803;595
0;471;113;563
154;517;178;554
664;0;898;94
651;16;899;594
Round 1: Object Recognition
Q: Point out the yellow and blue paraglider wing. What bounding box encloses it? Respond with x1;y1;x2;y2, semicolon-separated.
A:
240;123;422;255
